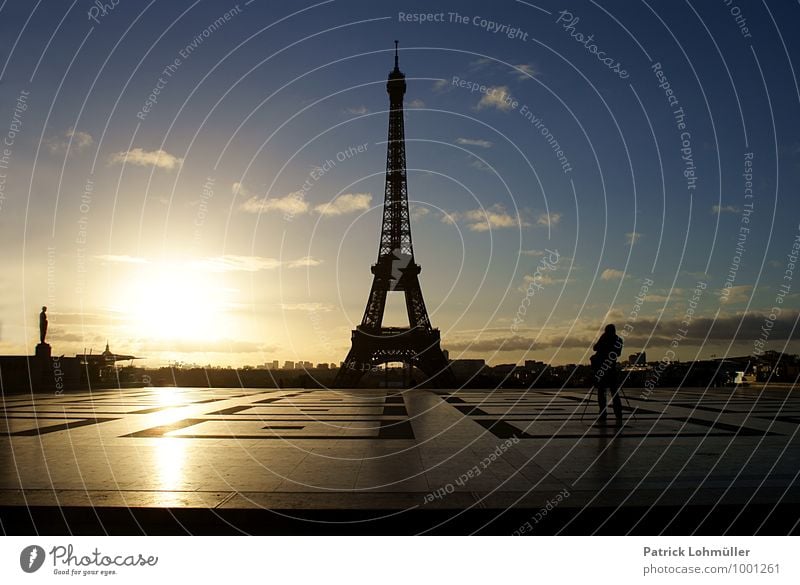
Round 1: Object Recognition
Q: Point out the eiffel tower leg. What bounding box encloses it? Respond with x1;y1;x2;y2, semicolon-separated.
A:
414;344;457;388
332;333;373;388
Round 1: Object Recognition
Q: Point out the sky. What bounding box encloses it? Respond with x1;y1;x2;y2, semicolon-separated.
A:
0;0;798;368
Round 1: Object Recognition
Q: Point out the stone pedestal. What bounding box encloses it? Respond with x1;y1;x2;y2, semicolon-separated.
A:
35;343;52;359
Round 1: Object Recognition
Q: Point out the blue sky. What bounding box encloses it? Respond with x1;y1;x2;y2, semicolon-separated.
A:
0;0;798;366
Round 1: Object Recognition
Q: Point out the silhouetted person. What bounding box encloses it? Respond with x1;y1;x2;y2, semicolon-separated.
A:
39;306;48;344
592;324;623;425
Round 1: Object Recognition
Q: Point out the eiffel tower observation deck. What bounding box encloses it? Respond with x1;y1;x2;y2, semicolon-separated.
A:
333;42;455;389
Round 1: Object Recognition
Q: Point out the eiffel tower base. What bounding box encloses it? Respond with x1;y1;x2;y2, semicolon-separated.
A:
333;327;456;389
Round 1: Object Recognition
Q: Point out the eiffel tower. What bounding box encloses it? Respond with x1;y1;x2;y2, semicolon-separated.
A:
333;42;455;389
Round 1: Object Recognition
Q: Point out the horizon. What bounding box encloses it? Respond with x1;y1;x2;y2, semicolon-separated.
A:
2;0;799;370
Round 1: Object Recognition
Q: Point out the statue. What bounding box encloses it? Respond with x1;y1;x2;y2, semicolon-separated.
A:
39;306;48;344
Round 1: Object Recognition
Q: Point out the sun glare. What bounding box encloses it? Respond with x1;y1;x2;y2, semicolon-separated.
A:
115;263;232;341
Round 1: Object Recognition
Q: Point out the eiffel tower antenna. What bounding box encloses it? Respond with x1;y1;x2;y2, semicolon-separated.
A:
333;42;455;389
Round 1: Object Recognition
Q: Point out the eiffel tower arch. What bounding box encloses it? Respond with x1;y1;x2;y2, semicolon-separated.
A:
333;42;456;389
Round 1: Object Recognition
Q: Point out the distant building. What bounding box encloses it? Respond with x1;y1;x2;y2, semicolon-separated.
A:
316;363;329;369
629;352;646;365
493;363;518;375
524;360;545;371
283;361;295;370
449;359;486;379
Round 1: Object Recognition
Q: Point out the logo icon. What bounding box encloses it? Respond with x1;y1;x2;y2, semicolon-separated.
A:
389;248;412;290
20;545;46;573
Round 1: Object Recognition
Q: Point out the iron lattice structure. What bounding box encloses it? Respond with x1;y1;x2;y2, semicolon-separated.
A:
333;43;455;388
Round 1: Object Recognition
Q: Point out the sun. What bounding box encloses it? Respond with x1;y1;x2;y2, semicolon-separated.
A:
115;263;232;341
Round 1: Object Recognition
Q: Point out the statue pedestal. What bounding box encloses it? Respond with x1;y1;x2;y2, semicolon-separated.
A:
35;343;52;359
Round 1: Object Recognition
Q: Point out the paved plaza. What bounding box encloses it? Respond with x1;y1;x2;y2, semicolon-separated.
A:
2;385;799;534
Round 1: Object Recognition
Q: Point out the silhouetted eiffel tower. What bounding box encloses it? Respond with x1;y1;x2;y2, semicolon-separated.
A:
333;42;455;389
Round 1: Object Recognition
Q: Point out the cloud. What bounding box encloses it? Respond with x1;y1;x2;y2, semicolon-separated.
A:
131;338;265;354
47;127;94;154
432;79;450;93
513;63;536;80
346;105;369;115
411;206;430;221
445;309;800;354
109;147;183;170
445;204;528;232
287;256;323;268
236;183;309;216
477;86;514;111
314;193;372;216
469;57;493;70
536;212;561;227
601;268;626;281
94;254;149;264
720;284;753;304
192;255;283;272
626;231;642;246
456;137;493;148
407;99;425;108
712;204;740;214
280;302;334;312
470;159;493;172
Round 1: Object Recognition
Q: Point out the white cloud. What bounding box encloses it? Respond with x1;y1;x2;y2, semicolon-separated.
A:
280;302;334;312
314;193;372;216
626;231;642;246
513;63;536;80
407;99;425;108
95;253;318;273
601;268;626;281
94;254;149;264
432;79;450;93
712;204;740;214
287;256;323;268
411;206;430;221
477;86;514;111
47;127;94;154
456;137;493;148
720;284;752;304
236;183;309;216
536;212;562;227
346;105;369;115
447;204;528;232
110;147;183;170
470;159;492;172
192;255;283;272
